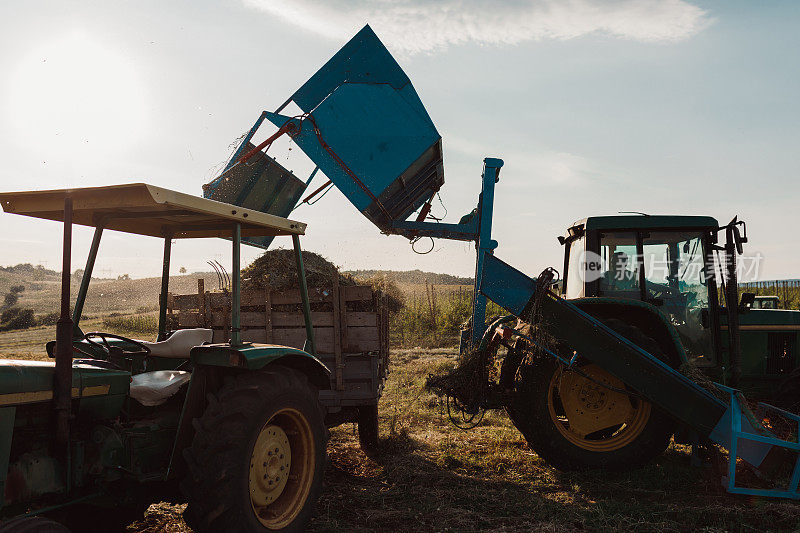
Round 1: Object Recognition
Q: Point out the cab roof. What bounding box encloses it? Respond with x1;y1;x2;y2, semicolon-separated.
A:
0;183;306;239
570;215;719;233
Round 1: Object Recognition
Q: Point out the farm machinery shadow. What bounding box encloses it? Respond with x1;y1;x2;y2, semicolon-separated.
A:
314;431;799;532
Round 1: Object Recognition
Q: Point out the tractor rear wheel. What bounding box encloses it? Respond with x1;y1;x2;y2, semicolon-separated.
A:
506;319;675;471
181;367;327;533
0;517;69;533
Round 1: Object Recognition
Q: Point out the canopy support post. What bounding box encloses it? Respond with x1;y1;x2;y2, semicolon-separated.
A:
54;196;73;487
72;224;104;333
231;223;242;346
292;235;316;355
158;234;172;340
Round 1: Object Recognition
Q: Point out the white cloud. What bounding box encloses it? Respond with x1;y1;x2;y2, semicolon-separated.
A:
446;135;595;184
244;0;711;54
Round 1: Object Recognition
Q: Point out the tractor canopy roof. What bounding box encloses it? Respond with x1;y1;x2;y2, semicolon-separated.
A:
0;183;306;239
568;215;719;236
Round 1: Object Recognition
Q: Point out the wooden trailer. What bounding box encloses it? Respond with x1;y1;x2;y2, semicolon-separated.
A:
168;279;389;444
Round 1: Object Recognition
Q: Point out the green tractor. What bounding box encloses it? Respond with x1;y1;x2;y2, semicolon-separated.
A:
753;295;781;310
0;184;331;532
505;214;800;470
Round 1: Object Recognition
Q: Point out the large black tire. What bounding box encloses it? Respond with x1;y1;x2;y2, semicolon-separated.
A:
507;319;675;471
357;404;379;453
181;367;327;533
0;517;69;533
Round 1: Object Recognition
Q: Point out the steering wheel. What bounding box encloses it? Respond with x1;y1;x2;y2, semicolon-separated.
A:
646;280;681;301
83;332;151;356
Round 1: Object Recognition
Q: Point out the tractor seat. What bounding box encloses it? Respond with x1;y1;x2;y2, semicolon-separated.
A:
137;328;213;358
129;370;191;407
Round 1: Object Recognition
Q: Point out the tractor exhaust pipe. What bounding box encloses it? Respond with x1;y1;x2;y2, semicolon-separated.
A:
724;218;744;387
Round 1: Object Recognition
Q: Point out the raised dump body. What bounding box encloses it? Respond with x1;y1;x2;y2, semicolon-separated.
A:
206;25;444;234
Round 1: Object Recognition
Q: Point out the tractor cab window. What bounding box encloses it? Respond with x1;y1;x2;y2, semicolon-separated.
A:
753;297;779;310
597;232;640;299
642;232;714;366
565;235;586;299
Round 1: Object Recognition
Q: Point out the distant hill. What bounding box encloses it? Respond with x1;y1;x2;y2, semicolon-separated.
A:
0;263;219;317
347;269;472;285
0;262;473;319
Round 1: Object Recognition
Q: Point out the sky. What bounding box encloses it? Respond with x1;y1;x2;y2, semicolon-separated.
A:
0;0;797;281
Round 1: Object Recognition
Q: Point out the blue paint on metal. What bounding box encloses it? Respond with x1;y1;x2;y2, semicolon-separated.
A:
390;220;478;241
478;253;537;317
470;159;503;348
290;25;435;127
713;385;800;499
707;396;771;468
305;166;320;186
205;24;443;245
264;81;441;217
255;24;443;229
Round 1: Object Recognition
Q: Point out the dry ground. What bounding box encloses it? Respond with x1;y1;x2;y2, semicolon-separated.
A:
1;330;798;532
8;273;219;317
123;348;797;533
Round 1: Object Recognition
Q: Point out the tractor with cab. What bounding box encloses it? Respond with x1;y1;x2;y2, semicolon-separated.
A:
753;295;781;309
497;213;800;471
0;183;330;531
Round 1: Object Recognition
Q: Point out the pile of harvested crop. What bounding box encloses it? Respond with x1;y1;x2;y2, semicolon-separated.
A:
242;249;356;291
353;274;405;313
242;249;405;314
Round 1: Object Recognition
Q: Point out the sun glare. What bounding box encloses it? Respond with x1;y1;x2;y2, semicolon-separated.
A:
5;32;148;155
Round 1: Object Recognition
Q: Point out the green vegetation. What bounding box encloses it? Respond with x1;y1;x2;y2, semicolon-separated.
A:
102;314;158;336
0;307;35;331
348;268;472;286
391;284;505;348
0;284;35;331
737;280;800;310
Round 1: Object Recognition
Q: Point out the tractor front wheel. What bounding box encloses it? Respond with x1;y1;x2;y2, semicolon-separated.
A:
507;320;674;471
182;367;326;532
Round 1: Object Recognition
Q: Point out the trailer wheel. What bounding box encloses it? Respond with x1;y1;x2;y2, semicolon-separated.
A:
357;404;380;453
507;319;674;471
182;367;327;533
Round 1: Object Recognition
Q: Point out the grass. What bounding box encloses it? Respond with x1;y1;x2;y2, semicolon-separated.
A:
305;348;799;532
102;313;159;336
0;314;159;361
129;347;799;533
391;284;506;348
0;318;106;360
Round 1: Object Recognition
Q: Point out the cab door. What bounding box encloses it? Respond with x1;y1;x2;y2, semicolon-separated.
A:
640;232;716;367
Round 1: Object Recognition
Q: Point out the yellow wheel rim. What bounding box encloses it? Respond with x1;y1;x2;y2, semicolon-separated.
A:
249;408;315;530
547;364;651;452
